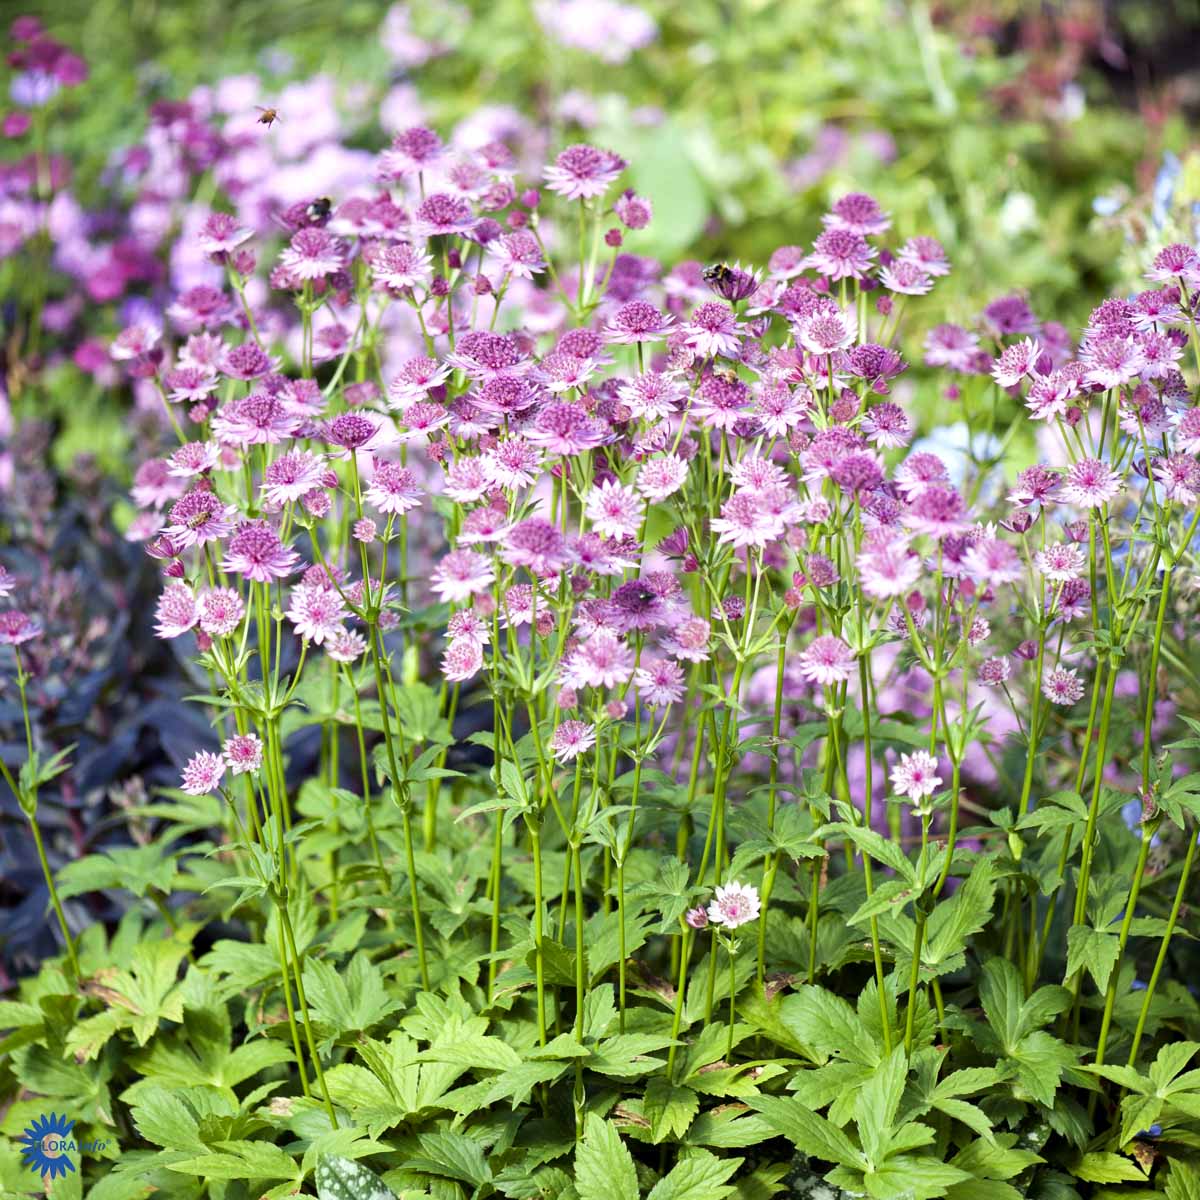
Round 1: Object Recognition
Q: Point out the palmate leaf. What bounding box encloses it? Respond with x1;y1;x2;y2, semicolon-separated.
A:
643;1077;700;1143
303;952;403;1043
575;1115;639;1200
923;859;996;975
1065;926;1121;994
646;1149;741;1200
749;1094;866;1169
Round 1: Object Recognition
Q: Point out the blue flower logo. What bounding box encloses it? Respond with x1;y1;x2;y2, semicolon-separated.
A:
18;1113;77;1179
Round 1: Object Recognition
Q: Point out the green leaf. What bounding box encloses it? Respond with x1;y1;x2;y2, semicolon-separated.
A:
406;1130;491;1187
1065;926;1121;994
859;1157;972;1200
316;1154;401;1200
576;1115;639;1200
643;1077;700;1144
749;1095;865;1169
779;986;880;1067
1071;1152;1148;1184
128;1086;204;1151
646;1149;741;1200
1167;1161;1200;1200
855;1046;908;1162
924;860;996;972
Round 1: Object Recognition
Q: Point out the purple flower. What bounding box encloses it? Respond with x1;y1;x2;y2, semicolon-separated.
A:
221;521;300;582
544;143;626;200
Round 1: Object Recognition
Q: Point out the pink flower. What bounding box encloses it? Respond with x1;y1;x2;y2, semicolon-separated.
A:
389;356;451;407
0;610;42;645
198;588;245;637
978;657;1011;687
796;308;857;354
155;583;198;639
550;719;597;761
366;463;424;515
634;656;685;706
221;521;300;581
286;583;346;644
224;734;264;776
604;300;674;344
441;637;483;682
1042;666;1085;706
857;532;922;598
710;492;783;549
165;490;237;548
544;143;625;200
561;629;635;689
636;455;689;501
890;751;942;804
824;192;890;236
1154;454;1200;506
1061;458;1123;509
180;751;226;795
262;451;327;506
681;302;742;358
706;881;761;929
430;550;495;603
803;228;875;280
991;338;1041;388
487;230;546;279
585;480;644;539
797;635;855;686
1035;542;1086;581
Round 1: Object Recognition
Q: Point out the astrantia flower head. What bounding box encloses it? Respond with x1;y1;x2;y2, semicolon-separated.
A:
1042;666;1085;706
991;337;1041;388
155;582;198;639
197;587;244;637
0;610;41;644
711;491;784;549
890;751;942;805
706;881;761;929
560;628;635;689
286;583;346;644
550;719;597;762
1035;542;1086;581
365;462;424;514
166;489;236;548
544;143;625;200
222;520;300;581
797;635;855;686
378;125;444;178
604;300;673;344
879;260;933;295
861;402;912;448
370;241;434;291
181;751;225;796
262;451;326;506
1061;458;1123;509
223;733;264;776
441;637;483;682
978;656;1012;687
803;228;875;281
585;479;644;539
1154;453;1200;505
414;192;477;237
902;485;969;538
924;323;980;371
796;307;857;354
823;192;890;236
898;235;950;276
682;301;742;358
278;227;346;281
430;549;495;603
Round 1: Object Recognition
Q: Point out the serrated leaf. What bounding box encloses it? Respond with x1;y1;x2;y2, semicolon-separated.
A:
576;1115;639;1200
1066;926;1121;994
647;1149;741;1200
643;1078;700;1144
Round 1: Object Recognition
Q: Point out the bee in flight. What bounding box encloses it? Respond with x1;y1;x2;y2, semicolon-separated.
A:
255;106;281;128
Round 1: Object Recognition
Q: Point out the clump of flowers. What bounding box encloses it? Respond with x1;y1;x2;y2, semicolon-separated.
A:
5;89;1200;1197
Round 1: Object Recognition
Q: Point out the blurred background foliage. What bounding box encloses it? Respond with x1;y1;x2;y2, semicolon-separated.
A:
19;0;1200;325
